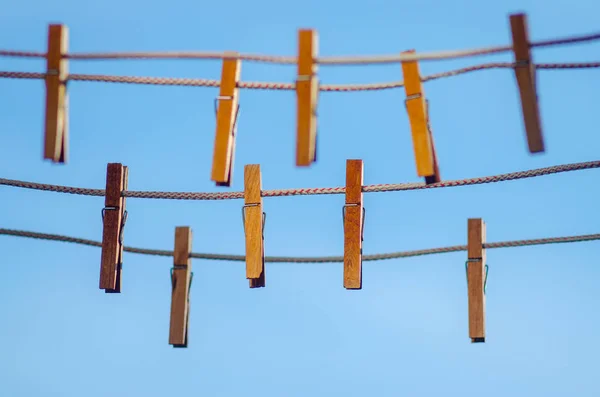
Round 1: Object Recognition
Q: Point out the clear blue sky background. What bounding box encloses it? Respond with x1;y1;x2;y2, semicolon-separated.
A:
1;0;599;396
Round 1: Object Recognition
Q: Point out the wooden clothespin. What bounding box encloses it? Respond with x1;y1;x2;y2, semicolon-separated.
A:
343;159;364;289
296;29;319;167
211;51;241;186
401;50;440;184
99;163;129;293
467;218;487;343
243;164;265;288
169;226;193;348
510;13;544;154
44;24;69;163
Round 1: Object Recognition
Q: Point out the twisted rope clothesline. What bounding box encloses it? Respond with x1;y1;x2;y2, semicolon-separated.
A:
1;31;599;64
1;62;599;91
1;160;599;200
1;228;598;263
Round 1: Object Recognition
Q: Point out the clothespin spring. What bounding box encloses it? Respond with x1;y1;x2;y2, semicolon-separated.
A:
241;204;266;238
170;265;194;291
342;204;366;242
214;97;241;134
101;207;128;248
465;259;489;294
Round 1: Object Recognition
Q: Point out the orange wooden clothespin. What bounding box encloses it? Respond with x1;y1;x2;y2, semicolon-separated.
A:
211;51;241;186
169;226;193;348
44;24;69;163
343;159;364;289
467;218;487;343
243;164;265;288
401;50;440;184
510;13;545;153
99;163;129;293
296;29;319;167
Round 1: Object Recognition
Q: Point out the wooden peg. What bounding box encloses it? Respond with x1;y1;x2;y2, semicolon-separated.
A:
467;218;486;343
243;164;265;288
401;50;440;184
343;159;364;289
296;29;319;167
510;13;545;153
211;52;241;186
44;24;69;163
169;226;193;348
99;163;129;293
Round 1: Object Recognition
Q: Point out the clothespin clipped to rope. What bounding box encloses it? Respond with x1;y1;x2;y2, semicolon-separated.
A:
296;29;319;167
466;218;487;343
343;159;365;289
211;51;241;186
169;226;193;348
99;163;129;293
44;24;69;163
401;50;440;184
510;13;545;154
243;164;266;288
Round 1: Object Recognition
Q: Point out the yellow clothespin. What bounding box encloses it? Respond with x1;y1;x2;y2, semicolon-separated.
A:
467;218;487;343
44;24;69;163
296;29;319;167
169;226;193;348
510;13;545;153
243;164;265;288
401;50;440;184
211;51;241;186
343;159;364;289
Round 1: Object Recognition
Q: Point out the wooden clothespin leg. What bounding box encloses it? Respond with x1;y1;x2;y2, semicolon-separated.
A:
169;227;193;348
44;24;69;163
296;29;319;167
211;52;241;186
243;164;265;288
467;218;487;343
343;160;364;289
99;163;129;293
510;13;545;154
401;50;440;184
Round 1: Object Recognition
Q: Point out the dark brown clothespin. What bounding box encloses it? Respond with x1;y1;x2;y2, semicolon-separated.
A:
243;164;265;288
169;226;193;348
343;159;365;289
467;218;487;343
99;163;128;293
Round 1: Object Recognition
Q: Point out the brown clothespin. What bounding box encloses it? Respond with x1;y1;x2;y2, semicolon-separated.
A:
401;50;440;184
243;164;265;288
296;29;319;167
44;24;69;163
343;159;365;289
510;13;544;153
211;51;241;186
169;226;193;348
99;163;129;293
467;218;487;343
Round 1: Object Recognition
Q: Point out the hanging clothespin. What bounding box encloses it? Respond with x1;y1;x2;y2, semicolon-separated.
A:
243;164;265;288
169;226;193;348
296;29;319;167
510;13;544;153
467;218;487;343
401;50;440;184
44;24;69;163
343;159;365;289
99;163;129;293
211;51;241;186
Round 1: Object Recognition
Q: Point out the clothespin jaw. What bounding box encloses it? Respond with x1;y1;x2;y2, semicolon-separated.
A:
44;24;69;164
296;29;319;167
343;159;364;289
243;164;265;288
467;218;487;343
169;226;193;348
99;163;129;293
211;51;241;186
401;50;440;184
510;13;545;154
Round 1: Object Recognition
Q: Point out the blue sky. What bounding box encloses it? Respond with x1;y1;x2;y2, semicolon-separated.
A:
1;0;600;396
